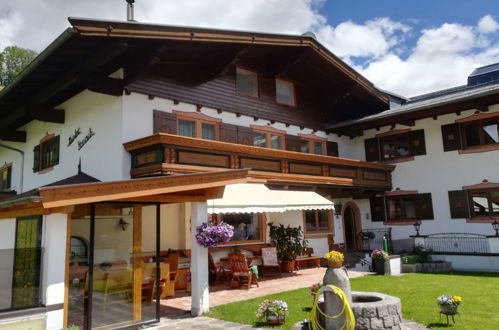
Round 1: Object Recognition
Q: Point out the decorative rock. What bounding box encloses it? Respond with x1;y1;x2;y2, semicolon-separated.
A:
370;318;383;329
322;267;351;330
383;316;394;328
351;292;403;330
377;305;389;317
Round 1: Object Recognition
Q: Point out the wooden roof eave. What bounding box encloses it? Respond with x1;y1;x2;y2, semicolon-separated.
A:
38;169;251;208
68;17;388;105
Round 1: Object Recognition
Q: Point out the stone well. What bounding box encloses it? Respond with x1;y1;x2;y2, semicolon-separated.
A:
351;291;402;330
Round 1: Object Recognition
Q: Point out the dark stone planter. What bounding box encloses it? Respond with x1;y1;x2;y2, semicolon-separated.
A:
372;258;389;275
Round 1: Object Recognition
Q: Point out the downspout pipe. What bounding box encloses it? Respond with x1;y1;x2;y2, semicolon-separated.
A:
0;144;24;193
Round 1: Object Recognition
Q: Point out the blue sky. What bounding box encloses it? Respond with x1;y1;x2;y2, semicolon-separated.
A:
1;0;498;96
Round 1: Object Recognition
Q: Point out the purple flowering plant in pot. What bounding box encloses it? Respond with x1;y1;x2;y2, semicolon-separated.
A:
195;221;234;248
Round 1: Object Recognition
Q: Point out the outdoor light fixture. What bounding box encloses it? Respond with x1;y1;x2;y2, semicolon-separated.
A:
118;218;130;231
492;220;499;237
413;220;421;237
334;202;343;216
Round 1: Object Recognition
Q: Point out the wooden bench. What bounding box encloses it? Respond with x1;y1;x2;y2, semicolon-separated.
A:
295;248;322;270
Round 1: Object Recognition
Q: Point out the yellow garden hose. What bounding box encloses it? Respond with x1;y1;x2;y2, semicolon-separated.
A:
310;285;355;330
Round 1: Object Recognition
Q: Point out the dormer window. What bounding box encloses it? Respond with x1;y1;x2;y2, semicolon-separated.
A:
275;78;296;106
236;67;258;97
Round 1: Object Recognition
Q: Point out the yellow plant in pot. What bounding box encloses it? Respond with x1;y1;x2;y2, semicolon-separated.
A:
324;250;344;268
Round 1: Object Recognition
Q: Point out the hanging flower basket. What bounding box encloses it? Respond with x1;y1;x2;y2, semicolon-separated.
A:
324;250;344;268
195;221;234;248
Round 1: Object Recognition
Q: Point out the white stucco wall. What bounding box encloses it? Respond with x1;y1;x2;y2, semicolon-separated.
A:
0;219;16;310
0;90;124;191
41;213;68;330
341;105;499;242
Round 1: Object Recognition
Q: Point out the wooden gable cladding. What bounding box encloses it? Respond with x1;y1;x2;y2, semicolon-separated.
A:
124;133;394;191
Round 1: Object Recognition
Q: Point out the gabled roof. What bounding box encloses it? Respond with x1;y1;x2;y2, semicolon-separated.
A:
0;18;388;142
328;80;499;135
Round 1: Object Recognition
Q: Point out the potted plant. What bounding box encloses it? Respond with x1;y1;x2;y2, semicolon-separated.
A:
195;221;234;248
268;222;307;272
324;250;344;268
437;295;462;314
256;299;288;325
371;249;389;275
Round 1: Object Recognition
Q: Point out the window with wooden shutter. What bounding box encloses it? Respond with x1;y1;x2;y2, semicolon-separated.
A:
220;123;238;143
237;126;255;146
365;138;380;161
285;134;301;152
0;164;12;191
448;190;469;218
326;141;339;157
370;197;385;222
153;110;177;134
441;123;462;151
415;193;434;219
33;145;40;173
410;129;426;156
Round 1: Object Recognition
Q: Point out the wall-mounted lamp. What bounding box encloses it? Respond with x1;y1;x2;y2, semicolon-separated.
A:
334;203;343;217
492;220;499;237
413;220;421;237
118;218;130;231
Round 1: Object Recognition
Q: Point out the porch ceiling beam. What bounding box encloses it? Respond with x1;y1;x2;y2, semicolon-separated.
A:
79;76;124;97
115;194;209;203
39;169;250;208
0;130;27;143
0;41;128;131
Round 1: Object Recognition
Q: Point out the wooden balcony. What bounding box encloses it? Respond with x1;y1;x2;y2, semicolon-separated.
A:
123;133;395;192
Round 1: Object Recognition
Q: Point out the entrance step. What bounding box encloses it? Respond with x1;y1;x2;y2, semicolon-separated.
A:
345;251;371;272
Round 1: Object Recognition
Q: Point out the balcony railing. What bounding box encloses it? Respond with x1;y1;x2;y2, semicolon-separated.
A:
123;133;394;191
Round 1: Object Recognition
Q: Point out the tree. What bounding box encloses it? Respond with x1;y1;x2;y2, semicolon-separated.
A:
0;46;38;87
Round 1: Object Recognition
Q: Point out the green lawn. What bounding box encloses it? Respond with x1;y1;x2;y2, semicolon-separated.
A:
205;272;499;329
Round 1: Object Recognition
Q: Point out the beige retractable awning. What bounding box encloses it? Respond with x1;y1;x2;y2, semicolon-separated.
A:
207;183;334;214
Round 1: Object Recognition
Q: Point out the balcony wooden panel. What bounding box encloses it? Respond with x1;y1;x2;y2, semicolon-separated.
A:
124;133;394;191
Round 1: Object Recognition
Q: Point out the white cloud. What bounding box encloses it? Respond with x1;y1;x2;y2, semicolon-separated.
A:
478;14;499;34
316;18;410;61
0;1;498;98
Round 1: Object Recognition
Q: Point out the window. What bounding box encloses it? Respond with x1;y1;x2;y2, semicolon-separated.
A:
33;135;60;172
236;67;258;97
251;126;285;150
470;189;499;218
300;139;325;155
370;193;434;222
213;213;265;243
364;129;426;162
442;112;499;153
174;111;221;140
303;210;332;233
275;78;296;106
0;164;12;191
10;216;43;310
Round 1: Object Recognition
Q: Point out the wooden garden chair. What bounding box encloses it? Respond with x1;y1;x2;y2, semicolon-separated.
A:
228;253;259;290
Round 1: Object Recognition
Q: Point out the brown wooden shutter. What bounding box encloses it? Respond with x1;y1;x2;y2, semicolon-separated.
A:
370;197;385;222
441;123;462;151
153;110;177;134
415;193;434;219
237;126;255;146
285;134;301;152
33;145;40;172
448;190;469;218
51;135;60;167
365;138;379;162
220;123;238;143
326;141;339;157
410;129;426;156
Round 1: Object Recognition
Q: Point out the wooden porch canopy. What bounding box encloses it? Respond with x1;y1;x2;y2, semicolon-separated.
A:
0;169;250;219
123;133;395;195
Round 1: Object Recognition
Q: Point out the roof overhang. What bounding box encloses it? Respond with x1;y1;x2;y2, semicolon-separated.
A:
0;169;252;219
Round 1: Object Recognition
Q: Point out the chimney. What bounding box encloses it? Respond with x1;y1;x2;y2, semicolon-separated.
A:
126;0;135;21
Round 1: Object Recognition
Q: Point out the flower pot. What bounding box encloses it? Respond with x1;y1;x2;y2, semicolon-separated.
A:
440;305;458;315
279;260;295;273
327;260;343;268
372;258;388;275
267;315;285;325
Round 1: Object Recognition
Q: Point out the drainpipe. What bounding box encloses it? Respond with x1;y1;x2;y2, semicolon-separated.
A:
0;144;24;193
